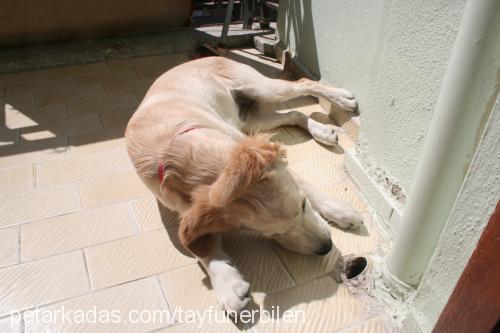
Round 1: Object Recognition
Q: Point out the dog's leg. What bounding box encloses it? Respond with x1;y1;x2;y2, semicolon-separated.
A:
292;171;363;229
233;66;357;112
199;236;250;313
232;67;354;145
242;110;340;146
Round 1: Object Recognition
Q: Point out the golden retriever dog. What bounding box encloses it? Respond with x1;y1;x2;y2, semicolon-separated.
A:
125;56;363;313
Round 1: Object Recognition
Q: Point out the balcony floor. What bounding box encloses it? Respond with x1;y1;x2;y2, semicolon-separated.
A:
0;49;394;332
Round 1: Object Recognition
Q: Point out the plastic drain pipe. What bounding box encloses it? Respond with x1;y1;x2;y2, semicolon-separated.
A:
384;0;498;289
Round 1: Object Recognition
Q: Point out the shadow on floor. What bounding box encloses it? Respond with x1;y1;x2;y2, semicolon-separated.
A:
157;199;348;330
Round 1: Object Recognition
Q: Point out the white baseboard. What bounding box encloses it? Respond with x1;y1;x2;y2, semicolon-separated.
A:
344;149;402;237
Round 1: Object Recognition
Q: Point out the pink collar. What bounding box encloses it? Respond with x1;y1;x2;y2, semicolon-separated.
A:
158;127;197;182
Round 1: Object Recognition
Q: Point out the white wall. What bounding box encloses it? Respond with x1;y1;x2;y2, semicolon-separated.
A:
410;4;500;329
277;0;465;193
412;95;499;332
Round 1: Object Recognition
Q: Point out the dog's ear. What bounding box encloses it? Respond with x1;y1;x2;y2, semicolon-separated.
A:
179;134;280;257
209;134;281;204
179;186;236;257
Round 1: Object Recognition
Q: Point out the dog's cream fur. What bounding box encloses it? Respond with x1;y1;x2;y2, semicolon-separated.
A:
126;56;363;313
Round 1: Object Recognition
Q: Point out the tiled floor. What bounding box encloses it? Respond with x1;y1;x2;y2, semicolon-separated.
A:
0;50;392;332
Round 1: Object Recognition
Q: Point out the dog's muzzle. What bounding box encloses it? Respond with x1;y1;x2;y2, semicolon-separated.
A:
315;238;333;256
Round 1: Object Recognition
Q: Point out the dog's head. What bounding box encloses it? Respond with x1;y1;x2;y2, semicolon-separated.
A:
178;134;332;257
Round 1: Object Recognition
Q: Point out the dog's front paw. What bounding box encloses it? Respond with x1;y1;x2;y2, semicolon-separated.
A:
308;119;338;146
217;278;250;314
325;87;357;112
209;261;250;314
319;201;363;229
323;211;363;229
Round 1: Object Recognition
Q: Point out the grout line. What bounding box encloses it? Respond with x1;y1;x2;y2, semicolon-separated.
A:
332;314;382;333
297;271;339;286
62;135;70;160
128;200;141;233
131;66;141;80
269;245;296;285
148;321;182;333
31;162;36;188
155;275;174;317
89;262;196;293
96;112;105;129
96;82;109;96
17;225;21;264
149;262;198;277
27;94;35;109
228;239;271;256
81;248;92;290
0;192;83;233
41;69;49;80
132;91;143;103
61;101;69;119
103;59;118;72
14;128;20;145
75;181;83;211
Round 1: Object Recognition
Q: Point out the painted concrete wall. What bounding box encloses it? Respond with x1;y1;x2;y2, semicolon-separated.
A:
277;0;465;193
410;5;500;330
412;94;499;332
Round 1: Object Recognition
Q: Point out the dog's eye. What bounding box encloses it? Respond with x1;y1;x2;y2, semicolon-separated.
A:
302;198;307;212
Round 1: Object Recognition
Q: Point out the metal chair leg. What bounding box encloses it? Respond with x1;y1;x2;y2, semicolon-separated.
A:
218;0;235;47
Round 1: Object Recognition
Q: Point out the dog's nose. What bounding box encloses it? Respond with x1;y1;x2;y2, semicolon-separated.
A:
315;239;333;256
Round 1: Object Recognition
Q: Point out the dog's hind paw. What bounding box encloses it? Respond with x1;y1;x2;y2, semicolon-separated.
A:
325;87;358;112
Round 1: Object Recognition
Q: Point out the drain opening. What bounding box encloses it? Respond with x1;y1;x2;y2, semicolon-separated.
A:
345;257;368;279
